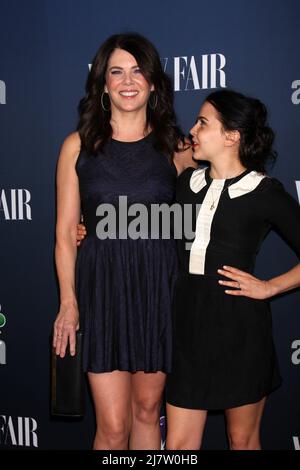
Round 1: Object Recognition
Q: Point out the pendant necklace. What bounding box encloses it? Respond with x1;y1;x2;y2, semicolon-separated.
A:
209;172;245;211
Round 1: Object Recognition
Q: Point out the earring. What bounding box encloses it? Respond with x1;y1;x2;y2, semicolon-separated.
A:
148;91;158;110
101;92;110;112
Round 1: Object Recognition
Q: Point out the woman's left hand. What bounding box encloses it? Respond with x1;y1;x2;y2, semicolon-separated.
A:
218;266;275;300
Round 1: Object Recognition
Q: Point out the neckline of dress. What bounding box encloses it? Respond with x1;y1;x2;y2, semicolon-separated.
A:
111;131;153;144
205;167;252;185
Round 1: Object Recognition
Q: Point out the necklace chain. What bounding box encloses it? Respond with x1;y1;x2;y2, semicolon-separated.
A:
209;172;245;211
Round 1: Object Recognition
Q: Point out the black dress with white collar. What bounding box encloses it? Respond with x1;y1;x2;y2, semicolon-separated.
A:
166;166;300;410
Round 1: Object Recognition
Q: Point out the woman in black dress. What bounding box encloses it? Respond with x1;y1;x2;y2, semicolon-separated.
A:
166;90;300;450
53;33;194;450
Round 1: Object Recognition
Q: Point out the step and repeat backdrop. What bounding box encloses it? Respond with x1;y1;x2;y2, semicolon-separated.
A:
0;0;299;449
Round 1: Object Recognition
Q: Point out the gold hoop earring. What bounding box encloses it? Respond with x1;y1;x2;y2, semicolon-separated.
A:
101;92;110;112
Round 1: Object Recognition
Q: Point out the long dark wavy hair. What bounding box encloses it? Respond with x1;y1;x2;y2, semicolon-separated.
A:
205;89;277;173
77;33;184;158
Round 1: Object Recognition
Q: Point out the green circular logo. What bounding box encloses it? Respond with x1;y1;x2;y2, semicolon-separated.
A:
0;313;6;328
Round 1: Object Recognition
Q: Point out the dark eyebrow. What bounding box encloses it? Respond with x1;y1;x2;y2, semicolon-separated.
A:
107;65;140;71
197;115;208;122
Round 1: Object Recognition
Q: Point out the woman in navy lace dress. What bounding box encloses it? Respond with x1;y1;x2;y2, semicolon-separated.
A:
52;33;194;450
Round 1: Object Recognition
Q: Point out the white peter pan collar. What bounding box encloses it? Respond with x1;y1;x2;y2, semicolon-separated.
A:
189;167;267;198
228;171;267;199
189;167;207;193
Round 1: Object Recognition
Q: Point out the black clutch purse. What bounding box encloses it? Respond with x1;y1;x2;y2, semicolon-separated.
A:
51;330;84;417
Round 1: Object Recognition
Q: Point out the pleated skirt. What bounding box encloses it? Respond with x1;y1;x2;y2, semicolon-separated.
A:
75;236;178;373
166;272;282;410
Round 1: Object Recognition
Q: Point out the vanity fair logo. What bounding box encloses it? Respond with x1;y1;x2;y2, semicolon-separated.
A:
0;189;32;220
0;306;6;365
291;80;300;105
291;339;300;365
0;415;38;447
88;53;226;91
293;436;300;450
160;416;166;450
0;80;6;104
296;181;300;203
161;54;226;91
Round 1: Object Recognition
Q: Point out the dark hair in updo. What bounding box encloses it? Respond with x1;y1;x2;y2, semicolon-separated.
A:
205;89;277;172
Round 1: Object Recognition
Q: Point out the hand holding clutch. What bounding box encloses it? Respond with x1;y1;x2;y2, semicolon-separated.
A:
51;330;84;417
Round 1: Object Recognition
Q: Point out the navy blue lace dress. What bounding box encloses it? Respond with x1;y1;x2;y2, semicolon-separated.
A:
75;133;178;373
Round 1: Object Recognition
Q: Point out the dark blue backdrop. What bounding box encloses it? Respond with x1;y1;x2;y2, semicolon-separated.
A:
0;0;299;450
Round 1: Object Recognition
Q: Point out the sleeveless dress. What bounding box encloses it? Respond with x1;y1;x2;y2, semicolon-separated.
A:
75;133;178;373
166;167;300;409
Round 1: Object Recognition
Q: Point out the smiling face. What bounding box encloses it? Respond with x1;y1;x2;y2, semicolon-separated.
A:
104;48;154;114
190;101;228;162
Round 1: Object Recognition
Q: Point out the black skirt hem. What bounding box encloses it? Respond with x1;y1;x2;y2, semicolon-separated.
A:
85;367;170;374
166;380;282;411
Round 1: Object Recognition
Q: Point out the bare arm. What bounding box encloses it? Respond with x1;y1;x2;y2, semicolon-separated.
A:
173;138;198;176
267;263;300;296
218;179;300;299
217;263;300;300
53;132;81;356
